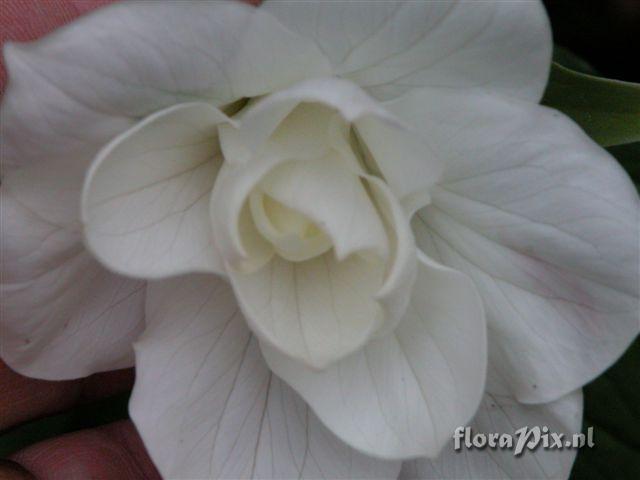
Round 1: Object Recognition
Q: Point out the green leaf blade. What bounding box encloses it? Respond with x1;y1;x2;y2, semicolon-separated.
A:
542;63;640;147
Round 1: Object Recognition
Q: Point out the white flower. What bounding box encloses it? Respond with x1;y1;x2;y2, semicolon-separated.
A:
1;1;638;479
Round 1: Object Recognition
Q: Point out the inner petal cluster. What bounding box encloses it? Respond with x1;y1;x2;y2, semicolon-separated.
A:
223;103;390;274
209;100;416;368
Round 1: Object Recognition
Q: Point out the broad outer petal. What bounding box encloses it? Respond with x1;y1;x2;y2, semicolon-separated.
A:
82;102;231;279
262;0;551;102
400;390;583;480
261;251;487;460
400;88;640;403
0;189;145;380
2;0;330;170
129;274;400;479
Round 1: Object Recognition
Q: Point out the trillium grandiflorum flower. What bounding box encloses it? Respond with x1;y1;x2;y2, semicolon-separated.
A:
1;1;638;479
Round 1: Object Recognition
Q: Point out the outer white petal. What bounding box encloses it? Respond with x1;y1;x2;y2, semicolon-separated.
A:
261;251;487;460
82;102;230;279
262;0;551;102
401;390;583;480
0;190;145;380
2;0;330;169
402;88;640;403
130;274;400;480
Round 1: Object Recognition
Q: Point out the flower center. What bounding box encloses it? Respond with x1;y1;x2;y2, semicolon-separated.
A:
249;188;332;262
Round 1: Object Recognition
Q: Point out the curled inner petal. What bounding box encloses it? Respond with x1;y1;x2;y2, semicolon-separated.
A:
250;191;332;262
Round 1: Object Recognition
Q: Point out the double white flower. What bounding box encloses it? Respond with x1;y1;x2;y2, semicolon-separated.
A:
1;1;638;479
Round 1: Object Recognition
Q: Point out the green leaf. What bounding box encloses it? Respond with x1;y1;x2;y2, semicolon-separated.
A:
553;46;597;75
542;63;640;147
570;337;640;480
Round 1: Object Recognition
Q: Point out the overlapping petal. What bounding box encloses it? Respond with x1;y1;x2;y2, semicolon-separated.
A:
216;77;442;204
394;87;640;403
401;390;583;479
0;190;145;380
82;102;231;279
261;252;486;460
130;274;400;479
364;176;418;336
263;0;551;102
231;252;387;371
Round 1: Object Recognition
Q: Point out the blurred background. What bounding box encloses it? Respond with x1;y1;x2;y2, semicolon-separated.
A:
543;0;639;81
